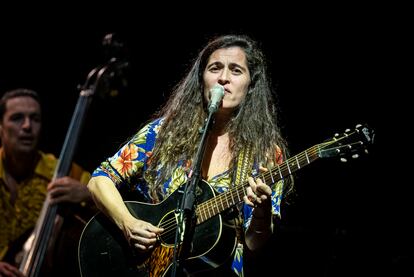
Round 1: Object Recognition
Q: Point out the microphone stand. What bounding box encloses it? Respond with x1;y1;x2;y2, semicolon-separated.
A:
170;109;218;277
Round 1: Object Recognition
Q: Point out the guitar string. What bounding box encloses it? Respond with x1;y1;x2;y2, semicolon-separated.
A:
157;142;330;240
196;142;324;213
258;139;363;185
21;95;91;275
156;185;248;242
155;188;244;241
157;132;361;241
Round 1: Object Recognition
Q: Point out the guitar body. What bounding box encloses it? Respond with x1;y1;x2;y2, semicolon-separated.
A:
79;124;375;276
78;180;237;277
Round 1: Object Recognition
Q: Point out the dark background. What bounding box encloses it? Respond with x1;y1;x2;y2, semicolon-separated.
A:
0;6;410;276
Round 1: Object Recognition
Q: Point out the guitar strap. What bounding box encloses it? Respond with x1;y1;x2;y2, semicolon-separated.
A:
231;144;254;245
233;144;254;187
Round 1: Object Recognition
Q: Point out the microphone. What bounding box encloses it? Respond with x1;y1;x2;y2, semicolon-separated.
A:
208;84;225;114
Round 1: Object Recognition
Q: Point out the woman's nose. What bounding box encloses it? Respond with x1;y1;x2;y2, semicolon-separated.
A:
218;69;230;85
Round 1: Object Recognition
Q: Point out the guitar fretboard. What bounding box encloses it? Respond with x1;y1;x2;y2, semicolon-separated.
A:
196;142;332;224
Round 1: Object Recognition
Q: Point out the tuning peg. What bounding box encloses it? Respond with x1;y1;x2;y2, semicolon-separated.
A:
365;149;369;154
340;157;348;162
352;154;359;159
356;124;362;128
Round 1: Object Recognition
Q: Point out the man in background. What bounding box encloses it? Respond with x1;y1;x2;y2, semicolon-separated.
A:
0;88;94;277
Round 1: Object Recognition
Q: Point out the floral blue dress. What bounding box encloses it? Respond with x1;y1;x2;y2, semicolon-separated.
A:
92;118;284;276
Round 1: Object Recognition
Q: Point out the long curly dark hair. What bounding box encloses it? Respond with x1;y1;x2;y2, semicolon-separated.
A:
145;34;291;201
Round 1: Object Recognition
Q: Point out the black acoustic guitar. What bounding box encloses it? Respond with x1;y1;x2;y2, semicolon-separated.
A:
78;124;374;277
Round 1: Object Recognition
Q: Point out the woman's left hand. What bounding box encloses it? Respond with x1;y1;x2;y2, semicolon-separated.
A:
243;171;272;209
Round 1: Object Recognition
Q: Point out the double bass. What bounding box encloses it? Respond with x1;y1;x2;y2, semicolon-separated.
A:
17;33;129;277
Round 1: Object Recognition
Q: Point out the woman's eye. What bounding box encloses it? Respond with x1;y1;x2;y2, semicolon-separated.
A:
232;68;242;74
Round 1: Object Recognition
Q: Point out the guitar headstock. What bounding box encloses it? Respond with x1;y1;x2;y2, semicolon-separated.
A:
319;124;375;162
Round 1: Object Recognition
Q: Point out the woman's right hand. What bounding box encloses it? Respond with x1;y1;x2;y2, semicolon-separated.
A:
87;176;164;252
122;217;164;252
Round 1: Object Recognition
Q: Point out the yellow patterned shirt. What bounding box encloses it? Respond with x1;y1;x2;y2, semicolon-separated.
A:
0;149;90;261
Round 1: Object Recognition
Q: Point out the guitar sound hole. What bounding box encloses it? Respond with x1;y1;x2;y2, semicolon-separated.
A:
158;210;180;246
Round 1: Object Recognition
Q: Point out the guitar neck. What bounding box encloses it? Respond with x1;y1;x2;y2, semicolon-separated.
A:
196;142;328;224
19;93;93;277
